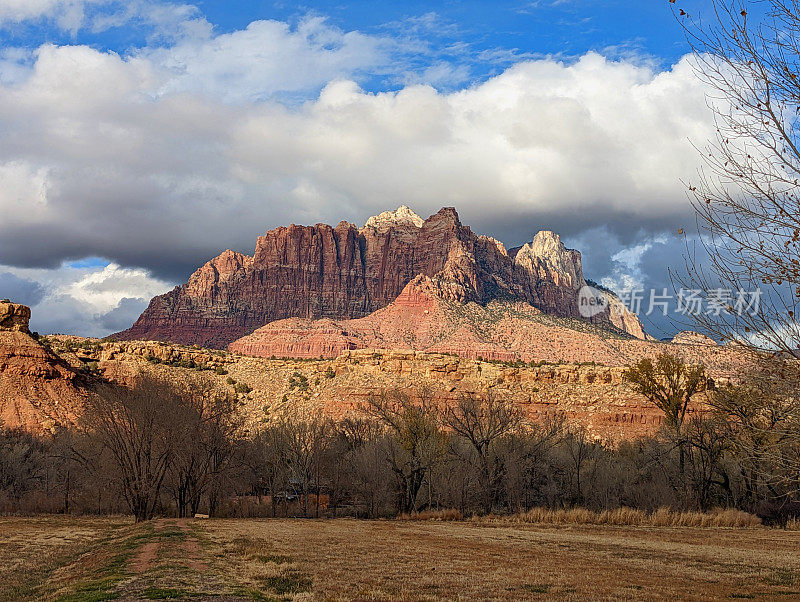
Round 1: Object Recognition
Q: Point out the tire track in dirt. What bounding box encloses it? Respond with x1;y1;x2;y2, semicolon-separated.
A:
123;519;221;598
181;535;208;572
131;540;160;573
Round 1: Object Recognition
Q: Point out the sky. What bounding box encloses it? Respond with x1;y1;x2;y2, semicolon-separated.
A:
0;0;733;338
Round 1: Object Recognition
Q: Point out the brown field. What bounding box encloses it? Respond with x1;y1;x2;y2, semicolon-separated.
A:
1;516;799;601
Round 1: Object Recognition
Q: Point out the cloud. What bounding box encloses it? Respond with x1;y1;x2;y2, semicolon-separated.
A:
96;296;150;331
565;227;699;338
0;0;111;34
0;271;46;305
143;16;396;103
600;234;671;293
0;35;718;285
63;263;171;313
0;262;171;336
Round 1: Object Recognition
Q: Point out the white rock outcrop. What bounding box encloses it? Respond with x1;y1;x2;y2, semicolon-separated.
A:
364;205;424;230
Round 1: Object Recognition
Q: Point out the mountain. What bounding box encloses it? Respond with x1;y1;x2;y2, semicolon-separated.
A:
0;301;87;433
116;206;646;348
228;276;737;368
228;276;624;362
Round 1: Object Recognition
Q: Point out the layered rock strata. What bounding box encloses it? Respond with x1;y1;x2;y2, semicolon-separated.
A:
79;341;722;443
0;302;86;433
117;207;646;348
229;278;744;375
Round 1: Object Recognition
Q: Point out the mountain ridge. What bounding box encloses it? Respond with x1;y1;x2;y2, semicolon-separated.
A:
116;206;647;348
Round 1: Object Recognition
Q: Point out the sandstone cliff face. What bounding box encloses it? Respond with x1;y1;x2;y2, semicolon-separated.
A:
77;340;720;443
228;277;745;379
0;300;32;332
514;231;583;289
117;206;648;348
0;302;86;433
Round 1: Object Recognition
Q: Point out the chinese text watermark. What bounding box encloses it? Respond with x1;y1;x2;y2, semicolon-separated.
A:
577;285;761;319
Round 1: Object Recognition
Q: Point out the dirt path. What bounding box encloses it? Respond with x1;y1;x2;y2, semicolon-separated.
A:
113;519;232;599
130;540;160;573
181;535;209;572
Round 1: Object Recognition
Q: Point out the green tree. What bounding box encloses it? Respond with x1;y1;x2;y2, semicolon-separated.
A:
624;353;706;482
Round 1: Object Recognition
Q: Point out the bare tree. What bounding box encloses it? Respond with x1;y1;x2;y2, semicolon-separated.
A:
338;416;392;518
711;377;800;502
499;414;565;512
675;0;800;355
201;393;242;517
674;0;800;505
279;411;330;517
84;376;201;522
442;391;522;513
365;389;446;514
322;418;368;518
167;405;205;518
0;426;49;510
246;425;290;517
564;425;599;507
684;415;730;510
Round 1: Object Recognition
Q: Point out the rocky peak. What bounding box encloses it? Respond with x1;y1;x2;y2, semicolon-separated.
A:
530;230;566;255
414;207;475;290
117;206;649;347
185;249;254;297
428;206;461;225
1;303;85;433
364;205;424;230
478;236;508;257
0;300;31;333
416;207;467;253
514;231;585;290
205;249;253;277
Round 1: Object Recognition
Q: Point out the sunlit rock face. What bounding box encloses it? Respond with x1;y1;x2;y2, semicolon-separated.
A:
116;206;648;348
0;300;32;333
0;303;86;434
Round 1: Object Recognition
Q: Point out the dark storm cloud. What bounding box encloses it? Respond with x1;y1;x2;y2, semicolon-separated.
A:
97;297;149;331
0;271;46;305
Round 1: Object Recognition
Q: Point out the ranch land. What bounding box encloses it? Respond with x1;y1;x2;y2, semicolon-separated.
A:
1;516;800;601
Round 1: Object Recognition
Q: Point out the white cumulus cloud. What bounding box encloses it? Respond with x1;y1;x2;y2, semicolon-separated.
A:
0;262;172;336
0;39;718;283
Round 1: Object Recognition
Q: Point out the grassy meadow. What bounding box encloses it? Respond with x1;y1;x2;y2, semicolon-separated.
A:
1;515;799;601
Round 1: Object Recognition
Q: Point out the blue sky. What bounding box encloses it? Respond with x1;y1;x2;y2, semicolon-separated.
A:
197;0;708;70
0;0;730;338
2;1;702;62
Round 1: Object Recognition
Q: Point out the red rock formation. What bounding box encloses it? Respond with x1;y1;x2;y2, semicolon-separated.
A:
118;206;648;348
0;302;86;433
229;318;362;359
57;338;699;442
229;278;743;377
0;299;31;332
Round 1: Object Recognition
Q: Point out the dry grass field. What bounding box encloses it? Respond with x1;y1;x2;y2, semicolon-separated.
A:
1;515;799;601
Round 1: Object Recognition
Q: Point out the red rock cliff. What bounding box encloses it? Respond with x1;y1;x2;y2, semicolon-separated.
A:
0;302;87;433
117;206;647;348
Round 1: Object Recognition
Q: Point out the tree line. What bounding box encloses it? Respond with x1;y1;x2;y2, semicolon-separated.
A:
1;352;798;525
